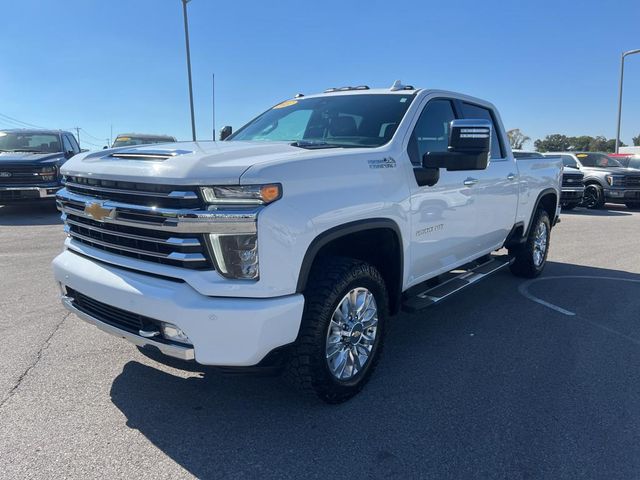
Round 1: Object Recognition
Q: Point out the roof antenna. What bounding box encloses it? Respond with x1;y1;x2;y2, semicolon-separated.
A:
390;80;404;91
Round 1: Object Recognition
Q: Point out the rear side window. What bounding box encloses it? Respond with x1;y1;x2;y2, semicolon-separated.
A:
559;155;578;168
461;102;503;159
408;99;457;166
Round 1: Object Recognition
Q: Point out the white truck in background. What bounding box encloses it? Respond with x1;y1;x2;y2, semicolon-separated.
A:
52;82;562;403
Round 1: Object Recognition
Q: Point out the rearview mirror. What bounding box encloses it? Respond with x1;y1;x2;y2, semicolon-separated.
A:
219;126;233;141
423;119;491;171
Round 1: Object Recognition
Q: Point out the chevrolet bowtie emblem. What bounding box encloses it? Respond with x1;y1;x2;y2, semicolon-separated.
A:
84;202;115;222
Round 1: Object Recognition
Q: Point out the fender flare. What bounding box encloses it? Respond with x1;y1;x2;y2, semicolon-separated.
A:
505;188;558;247
296;218;404;297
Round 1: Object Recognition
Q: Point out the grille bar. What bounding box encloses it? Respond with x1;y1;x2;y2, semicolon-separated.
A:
64;181;198;200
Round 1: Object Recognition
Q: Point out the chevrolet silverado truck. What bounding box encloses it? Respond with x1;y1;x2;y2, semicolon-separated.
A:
513;150;584;209
544;152;640;209
52;83;561;403
0;129;80;203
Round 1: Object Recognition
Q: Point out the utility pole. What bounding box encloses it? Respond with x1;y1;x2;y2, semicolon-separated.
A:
75;127;81;149
211;73;216;142
181;0;196;141
615;49;640;153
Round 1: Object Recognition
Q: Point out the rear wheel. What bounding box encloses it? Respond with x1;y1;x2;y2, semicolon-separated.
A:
284;257;388;403
509;208;551;278
583;184;605;209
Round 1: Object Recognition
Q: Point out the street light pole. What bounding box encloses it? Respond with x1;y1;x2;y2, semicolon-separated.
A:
615;49;640;153
181;0;196;141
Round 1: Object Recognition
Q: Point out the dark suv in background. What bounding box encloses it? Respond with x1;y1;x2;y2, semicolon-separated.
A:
513;150;585;210
0;129;80;203
544;152;640;209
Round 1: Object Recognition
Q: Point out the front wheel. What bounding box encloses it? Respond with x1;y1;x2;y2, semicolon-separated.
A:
509;208;551;278
284;258;388;403
583;184;604;209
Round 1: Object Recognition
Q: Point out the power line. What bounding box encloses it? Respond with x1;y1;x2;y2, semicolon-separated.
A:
0;112;48;129
80;127;105;141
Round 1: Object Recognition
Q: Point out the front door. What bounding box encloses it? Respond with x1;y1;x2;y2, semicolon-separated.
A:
405;98;482;286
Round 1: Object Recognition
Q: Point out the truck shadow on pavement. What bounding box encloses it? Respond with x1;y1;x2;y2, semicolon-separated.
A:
109;262;640;479
0;202;61;226
561;205;634;217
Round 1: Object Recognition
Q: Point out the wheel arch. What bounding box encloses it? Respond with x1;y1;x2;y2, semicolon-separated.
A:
296;218;404;315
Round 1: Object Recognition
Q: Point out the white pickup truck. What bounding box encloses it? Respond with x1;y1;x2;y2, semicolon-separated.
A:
53;82;561;403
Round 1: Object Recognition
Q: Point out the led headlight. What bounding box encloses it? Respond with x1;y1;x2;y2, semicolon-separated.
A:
201;184;281;205
210;233;259;280
605;175;625;186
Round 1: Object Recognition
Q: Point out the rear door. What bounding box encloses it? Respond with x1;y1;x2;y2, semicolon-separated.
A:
459;101;518;252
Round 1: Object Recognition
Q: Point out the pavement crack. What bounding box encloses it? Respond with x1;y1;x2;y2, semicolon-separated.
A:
0;311;71;410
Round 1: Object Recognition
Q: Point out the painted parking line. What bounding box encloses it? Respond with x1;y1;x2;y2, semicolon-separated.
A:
519;275;640;347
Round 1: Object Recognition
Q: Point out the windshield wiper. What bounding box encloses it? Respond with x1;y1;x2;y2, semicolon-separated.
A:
8;148;45;153
289;140;362;149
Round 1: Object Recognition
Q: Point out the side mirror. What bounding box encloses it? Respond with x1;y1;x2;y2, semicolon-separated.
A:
103;146;108;150
423;119;491;171
219;125;233;141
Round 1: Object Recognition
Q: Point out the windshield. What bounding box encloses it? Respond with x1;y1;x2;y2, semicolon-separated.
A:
113;136;174;147
0;131;61;153
575;153;623;168
229;94;415;148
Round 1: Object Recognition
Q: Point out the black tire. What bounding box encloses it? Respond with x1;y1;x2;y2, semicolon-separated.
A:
284;257;388;404
583;184;605;209
508;208;551;278
625;202;640;210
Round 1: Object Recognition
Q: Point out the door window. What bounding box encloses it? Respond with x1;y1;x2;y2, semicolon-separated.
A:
62;135;74;154
67;134;80;153
461;102;504;159
408;99;457;166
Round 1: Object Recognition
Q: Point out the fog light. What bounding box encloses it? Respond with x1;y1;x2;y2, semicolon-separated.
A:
161;323;192;345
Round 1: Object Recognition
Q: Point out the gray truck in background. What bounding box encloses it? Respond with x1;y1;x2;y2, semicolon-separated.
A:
544;152;640;210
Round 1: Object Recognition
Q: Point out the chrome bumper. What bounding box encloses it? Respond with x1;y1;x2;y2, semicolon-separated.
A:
61;295;195;361
0;186;59;198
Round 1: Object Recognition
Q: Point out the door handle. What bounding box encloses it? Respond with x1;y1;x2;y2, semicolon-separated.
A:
507;173;516;181
463;177;479;186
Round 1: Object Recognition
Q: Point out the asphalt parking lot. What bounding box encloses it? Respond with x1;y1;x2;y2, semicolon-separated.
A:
1;202;639;479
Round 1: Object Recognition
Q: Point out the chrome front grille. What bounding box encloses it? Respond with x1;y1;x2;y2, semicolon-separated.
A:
56;177;260;272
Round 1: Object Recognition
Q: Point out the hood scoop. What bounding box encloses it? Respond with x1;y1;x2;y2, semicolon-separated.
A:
109;148;192;161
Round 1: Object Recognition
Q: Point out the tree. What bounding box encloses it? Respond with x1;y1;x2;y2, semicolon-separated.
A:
633;134;640;146
534;134;571;152
568;136;593;151
506;129;531;150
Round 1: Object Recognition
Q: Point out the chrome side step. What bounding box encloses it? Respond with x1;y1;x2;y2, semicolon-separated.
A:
401;255;512;313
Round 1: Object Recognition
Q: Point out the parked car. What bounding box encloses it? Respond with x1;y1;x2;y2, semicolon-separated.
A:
111;133;176;148
0;129;80;203
543;152;640;209
609;153;640;170
514;150;584;210
53;83;562;402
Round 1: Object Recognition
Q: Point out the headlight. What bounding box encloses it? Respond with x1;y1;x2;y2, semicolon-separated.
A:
209;233;259;280
201;184;281;205
605;175;624;186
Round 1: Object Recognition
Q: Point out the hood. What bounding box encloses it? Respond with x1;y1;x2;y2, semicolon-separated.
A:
60;141;331;185
582;166;640;176
0;151;65;164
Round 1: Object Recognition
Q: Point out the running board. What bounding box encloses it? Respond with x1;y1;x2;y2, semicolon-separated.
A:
401;255;512;313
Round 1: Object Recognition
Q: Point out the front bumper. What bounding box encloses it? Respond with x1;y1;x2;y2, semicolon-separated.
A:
0;185;60;201
52;249;305;366
604;187;640;203
560;187;585;204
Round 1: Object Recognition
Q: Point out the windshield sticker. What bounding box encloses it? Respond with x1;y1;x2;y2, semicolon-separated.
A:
368;157;396;169
273;100;298;109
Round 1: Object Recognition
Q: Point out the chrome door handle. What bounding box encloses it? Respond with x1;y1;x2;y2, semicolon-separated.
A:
507;173;516;181
463;178;479;186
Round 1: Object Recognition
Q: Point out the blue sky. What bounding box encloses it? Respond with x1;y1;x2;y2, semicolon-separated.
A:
1;0;639;149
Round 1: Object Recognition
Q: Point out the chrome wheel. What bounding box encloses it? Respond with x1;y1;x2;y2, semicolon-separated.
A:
325;287;378;381
532;221;548;267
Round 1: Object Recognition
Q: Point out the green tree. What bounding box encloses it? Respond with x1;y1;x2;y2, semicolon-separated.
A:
534;134;571;152
506;129;531;150
568;136;593;151
633;134;640;146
